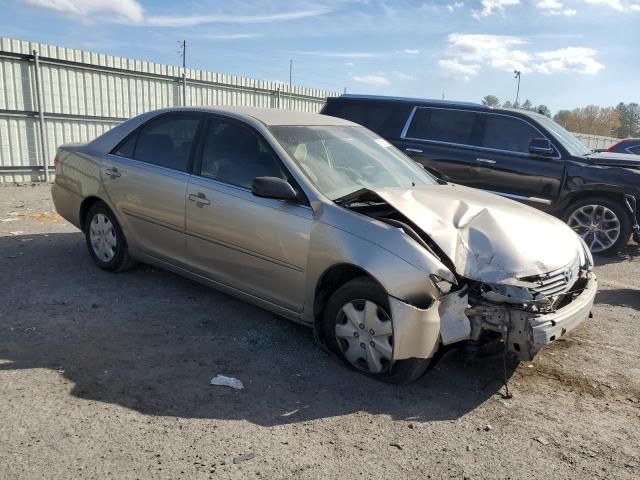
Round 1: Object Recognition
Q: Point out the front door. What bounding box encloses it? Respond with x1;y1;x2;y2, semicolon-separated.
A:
101;112;202;264
185;117;312;313
470;112;564;211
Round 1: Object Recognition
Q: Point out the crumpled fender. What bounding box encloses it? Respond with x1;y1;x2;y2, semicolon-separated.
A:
390;289;471;360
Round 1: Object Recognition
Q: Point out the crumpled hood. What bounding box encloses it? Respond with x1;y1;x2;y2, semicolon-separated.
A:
584;152;640;168
373;184;583;284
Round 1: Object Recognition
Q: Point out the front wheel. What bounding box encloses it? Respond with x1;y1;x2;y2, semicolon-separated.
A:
322;277;431;384
565;197;631;256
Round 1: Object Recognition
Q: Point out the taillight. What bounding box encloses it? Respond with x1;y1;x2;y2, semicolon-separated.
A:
53;152;60;173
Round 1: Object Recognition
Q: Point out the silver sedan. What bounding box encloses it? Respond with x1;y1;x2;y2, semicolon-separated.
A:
52;106;597;384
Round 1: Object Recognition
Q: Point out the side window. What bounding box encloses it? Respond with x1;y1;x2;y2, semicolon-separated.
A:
113;133;136;158
406;108;476;145
199;119;285;189
628;145;640;155
133;114;200;171
480;115;541;154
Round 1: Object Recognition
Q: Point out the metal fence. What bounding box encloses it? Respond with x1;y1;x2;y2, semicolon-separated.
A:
572;133;619;151
0;38;338;183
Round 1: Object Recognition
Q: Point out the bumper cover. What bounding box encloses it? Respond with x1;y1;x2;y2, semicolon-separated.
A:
507;272;597;361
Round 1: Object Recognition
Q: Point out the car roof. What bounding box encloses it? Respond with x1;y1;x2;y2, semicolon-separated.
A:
155;106;359;127
330;94;484;109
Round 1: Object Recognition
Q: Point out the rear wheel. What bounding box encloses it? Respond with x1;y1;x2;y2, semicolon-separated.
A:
322;277;431;384
565;197;631;256
85;202;136;272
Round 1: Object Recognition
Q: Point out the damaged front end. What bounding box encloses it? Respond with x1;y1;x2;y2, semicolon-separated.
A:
338;186;597;362
465;256;596;361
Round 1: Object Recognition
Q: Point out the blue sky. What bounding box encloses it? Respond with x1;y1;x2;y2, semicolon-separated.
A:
2;0;639;113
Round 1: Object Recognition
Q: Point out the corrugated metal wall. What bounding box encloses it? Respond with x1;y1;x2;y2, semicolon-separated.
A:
0;38;338;183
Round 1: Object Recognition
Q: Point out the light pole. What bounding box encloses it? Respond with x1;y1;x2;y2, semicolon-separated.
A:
513;70;521;107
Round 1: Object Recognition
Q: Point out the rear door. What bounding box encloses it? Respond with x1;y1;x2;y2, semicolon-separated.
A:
396;107;483;186
185;117;312;313
101;112;203;265
471;112;564;211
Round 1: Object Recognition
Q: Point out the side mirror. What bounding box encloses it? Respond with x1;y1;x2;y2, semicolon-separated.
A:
529;138;554;157
251;176;298;201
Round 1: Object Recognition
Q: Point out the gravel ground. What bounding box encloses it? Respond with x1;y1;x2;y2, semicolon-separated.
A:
1;184;639;480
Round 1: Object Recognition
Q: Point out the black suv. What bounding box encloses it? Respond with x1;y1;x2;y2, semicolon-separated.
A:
321;95;640;255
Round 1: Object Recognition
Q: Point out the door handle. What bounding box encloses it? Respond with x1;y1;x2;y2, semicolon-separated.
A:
189;192;211;205
405;148;423;154
104;167;121;178
476;158;496;164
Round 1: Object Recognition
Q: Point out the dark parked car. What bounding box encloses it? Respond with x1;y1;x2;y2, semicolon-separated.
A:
321;95;640;255
607;138;640;155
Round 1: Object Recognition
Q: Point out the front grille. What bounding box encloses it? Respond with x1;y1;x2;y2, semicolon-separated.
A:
520;256;581;297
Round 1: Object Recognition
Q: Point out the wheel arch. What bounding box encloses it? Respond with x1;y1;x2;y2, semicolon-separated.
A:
563;188;629;213
312;263;385;344
79;196;107;232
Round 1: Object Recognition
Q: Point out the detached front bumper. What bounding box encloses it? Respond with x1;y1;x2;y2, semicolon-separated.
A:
504;272;597;361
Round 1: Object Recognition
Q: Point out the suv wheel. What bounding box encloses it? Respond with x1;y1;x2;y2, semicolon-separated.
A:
322;277;431;384
565;197;631;256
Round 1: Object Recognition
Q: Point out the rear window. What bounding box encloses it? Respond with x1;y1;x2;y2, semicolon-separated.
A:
406;108;477;145
321;100;412;137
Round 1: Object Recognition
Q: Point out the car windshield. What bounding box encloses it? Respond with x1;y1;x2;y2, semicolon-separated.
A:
269;125;437;201
535;115;592;156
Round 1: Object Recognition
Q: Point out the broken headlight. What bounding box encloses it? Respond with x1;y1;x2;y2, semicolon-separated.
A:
430;274;456;295
480;282;552;309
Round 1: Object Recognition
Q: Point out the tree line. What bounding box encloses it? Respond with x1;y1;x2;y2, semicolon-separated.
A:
481;95;640;139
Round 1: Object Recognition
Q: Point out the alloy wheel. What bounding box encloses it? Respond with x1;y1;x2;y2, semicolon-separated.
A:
335;299;394;374
567;204;620;253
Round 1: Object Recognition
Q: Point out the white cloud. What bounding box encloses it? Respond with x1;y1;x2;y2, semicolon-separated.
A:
536;1;580;15
445;33;531;72
438;59;480;80
293;50;381;59
447;1;465;12
475;0;520;17
188;33;262;40
402;49;420;54
391;71;417;81
584;0;625;11
351;74;390;87
583;0;640;11
440;33;604;77
145;9;332;27
19;0;332;26
534;47;604;74
22;0;144;22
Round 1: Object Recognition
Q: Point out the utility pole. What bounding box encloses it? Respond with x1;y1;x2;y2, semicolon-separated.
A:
289;59;293;109
513;70;521;108
180;40;187;106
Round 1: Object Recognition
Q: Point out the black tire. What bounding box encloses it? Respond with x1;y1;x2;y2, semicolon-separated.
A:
84;202;136;272
322;276;431;385
564;197;631;256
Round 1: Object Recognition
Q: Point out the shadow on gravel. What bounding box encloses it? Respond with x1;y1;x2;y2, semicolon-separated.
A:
0;233;513;427
594;241;639;267
595;289;640;311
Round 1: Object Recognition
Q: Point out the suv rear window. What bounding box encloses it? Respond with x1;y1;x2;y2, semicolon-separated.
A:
406;108;476;145
322;100;412;137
